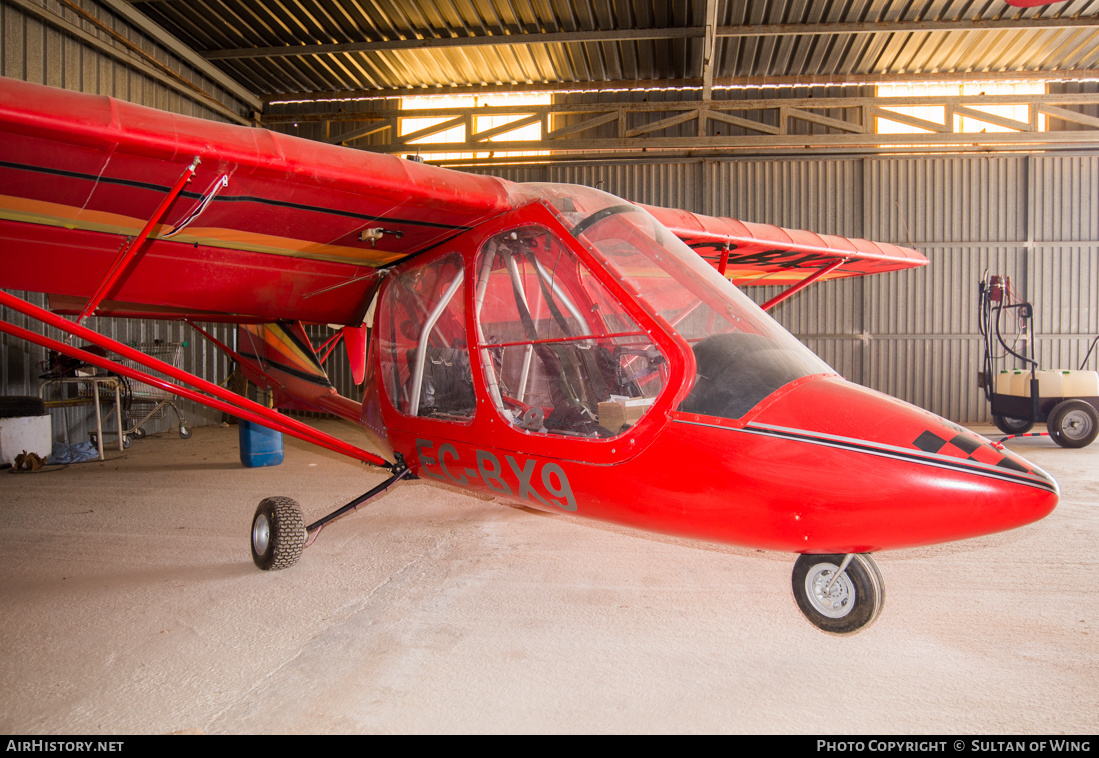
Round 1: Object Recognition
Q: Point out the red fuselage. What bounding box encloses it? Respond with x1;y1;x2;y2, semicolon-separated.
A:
381;377;1057;554
362;191;1057;555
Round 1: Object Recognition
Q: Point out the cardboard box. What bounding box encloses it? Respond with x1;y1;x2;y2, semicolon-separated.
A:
598;396;654;433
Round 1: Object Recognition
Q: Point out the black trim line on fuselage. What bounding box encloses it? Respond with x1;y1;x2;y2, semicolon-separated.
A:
673;417;1059;495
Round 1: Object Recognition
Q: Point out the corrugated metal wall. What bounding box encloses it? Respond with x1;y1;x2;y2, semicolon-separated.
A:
1;0;249;445
1029;155;1099;384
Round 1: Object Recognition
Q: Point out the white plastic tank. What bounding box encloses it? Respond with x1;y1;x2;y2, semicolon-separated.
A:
995;370;1014;395
1009;370;1030;397
1062;370;1099;397
1036;370;1064;398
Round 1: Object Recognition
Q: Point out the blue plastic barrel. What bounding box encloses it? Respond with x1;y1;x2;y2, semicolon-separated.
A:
239;419;284;467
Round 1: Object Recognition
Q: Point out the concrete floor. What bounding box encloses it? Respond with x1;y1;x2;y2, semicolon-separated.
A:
0;419;1096;735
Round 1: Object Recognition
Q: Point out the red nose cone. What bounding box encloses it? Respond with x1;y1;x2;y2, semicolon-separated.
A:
741;376;1058;552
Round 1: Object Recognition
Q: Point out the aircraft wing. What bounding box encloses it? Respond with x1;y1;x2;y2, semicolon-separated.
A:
0;77;512;325
644;205;927;286
0;77;924;327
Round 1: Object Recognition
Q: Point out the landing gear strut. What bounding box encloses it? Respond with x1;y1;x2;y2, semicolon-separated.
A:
791;553;885;635
250;460;412;570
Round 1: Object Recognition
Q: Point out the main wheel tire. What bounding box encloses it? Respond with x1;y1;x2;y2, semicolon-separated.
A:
993;414;1034;435
251;496;305;570
791;553;885;635
1046;400;1099;448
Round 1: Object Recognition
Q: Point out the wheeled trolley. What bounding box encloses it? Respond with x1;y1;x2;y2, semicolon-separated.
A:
114;341;192;440
978;274;1099;448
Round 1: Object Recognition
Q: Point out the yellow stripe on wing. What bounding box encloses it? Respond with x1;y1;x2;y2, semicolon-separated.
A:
0;194;403;267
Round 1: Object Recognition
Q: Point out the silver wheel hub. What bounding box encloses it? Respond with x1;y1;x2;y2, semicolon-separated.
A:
1063;410;1093;440
805;562;855;618
252;513;271;554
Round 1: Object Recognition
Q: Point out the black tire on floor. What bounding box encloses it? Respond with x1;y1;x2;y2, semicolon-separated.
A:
1046;399;1099;449
251;496;305;570
0;396;46;418
179;425;192;439
791;553;885;635
993;414;1034;435
132;427;146;440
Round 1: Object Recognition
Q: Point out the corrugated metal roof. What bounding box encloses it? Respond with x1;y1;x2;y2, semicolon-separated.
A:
127;0;1099;100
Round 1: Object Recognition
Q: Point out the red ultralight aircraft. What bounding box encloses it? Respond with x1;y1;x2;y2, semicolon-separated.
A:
0;77;1058;634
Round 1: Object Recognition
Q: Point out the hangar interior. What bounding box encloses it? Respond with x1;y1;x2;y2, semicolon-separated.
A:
2;0;1098;432
1;0;1098;736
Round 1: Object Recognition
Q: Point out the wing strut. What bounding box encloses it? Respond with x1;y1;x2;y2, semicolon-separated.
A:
0;292;389;468
758;258;848;311
77;157;200;324
184;319;281;388
717;244;731;276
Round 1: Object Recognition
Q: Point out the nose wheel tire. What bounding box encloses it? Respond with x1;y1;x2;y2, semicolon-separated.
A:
792;553;885;635
1046;400;1099;448
251;496;305;570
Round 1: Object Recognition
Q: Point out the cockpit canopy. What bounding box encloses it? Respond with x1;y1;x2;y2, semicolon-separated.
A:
376;183;834;440
520;183;835;420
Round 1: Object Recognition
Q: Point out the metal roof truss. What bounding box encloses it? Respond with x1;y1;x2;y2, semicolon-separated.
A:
267;91;1099;161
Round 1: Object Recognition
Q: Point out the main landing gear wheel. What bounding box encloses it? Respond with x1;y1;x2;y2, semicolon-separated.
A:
993;414;1034;435
251;496;305;570
1046;400;1099;449
791;553;885;635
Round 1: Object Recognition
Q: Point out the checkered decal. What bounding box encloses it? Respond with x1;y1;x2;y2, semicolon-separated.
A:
913;429;1030;473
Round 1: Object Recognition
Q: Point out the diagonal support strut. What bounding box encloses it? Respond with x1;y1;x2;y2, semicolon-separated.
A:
78;157;200;323
759;258;848;311
0;291;390;468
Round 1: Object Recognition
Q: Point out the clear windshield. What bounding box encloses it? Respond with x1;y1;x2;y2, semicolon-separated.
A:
508;183;833;419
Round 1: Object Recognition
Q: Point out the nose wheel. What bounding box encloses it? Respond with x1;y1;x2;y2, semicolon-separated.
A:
792;553;885;635
251;496;305;570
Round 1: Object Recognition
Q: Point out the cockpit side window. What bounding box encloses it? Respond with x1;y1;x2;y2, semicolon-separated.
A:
474;225;667;438
377;253;474;422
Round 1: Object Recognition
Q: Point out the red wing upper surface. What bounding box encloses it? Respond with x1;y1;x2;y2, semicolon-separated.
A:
644;204;927;286
0;77;512;324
